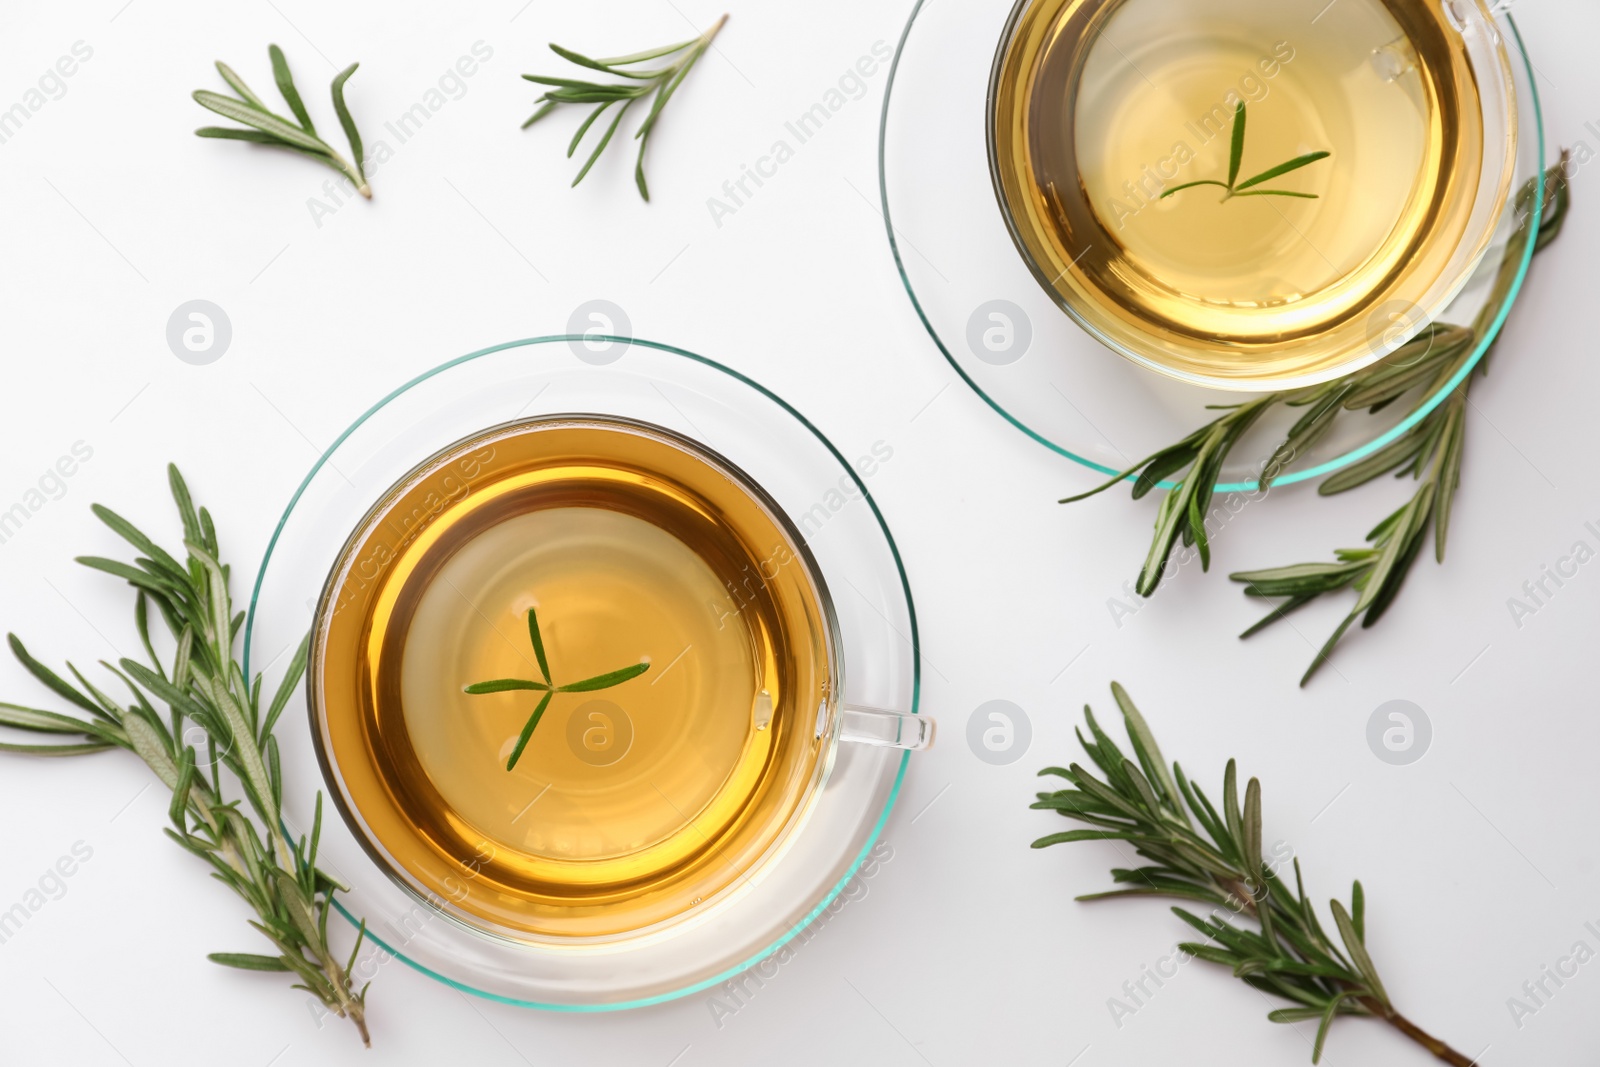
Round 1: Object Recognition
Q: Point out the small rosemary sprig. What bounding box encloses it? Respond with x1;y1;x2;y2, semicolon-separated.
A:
464;606;649;770
1032;683;1471;1065
194;45;370;198
1162;101;1329;202
0;466;370;1044
1063;158;1570;682
521;14;728;200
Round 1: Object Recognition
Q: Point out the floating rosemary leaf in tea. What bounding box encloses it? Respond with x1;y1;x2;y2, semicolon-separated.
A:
521;14;728;200
1032;683;1473;1065
1160;101;1330;203
0;466;371;1044
194;44;371;198
464;606;650;770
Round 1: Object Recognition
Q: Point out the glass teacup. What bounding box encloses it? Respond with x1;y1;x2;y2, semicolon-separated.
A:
310;415;932;943
989;0;1519;388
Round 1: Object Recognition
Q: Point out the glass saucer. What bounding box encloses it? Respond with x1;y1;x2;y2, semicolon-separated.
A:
241;336;920;1010
879;1;1546;490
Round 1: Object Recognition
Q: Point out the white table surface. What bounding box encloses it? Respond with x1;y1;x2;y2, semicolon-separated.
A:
1;1;1595;1064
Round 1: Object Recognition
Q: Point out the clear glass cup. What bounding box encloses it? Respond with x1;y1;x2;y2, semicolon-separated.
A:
988;0;1521;390
308;414;933;942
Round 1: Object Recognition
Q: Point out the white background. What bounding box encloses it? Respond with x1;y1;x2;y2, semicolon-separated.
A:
0;1;1596;1065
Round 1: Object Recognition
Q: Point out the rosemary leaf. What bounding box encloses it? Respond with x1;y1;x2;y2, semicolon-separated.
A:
269;44;315;133
330;63;366;183
1227;100;1246;186
193;91;326;153
1235;151;1332;191
558;662;651;692
209;952;293;972
504;690;554;772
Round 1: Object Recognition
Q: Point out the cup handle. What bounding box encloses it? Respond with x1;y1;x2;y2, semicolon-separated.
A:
837;703;935;751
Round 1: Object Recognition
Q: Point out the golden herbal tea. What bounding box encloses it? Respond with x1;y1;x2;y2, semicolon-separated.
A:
991;0;1513;385
311;417;834;939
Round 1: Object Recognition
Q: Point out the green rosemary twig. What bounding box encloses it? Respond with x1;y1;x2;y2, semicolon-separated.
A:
1032;683;1472;1065
0;466;370;1044
464;606;649;770
1063;157;1570;682
194;44;370;198
1233;158;1570;683
521;14;728;200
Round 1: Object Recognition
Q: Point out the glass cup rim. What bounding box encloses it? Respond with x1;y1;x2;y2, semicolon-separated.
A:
984;0;1521;390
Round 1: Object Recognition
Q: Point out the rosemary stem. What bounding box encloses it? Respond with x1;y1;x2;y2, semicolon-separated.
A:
1360;1000;1474;1066
1227;877;1472;1064
325;959;371;1046
329;151;371;198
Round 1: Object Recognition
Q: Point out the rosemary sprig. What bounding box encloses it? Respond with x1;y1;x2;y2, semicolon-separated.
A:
1032;683;1471;1065
1063;158;1570;680
0;466;370;1045
1061;322;1474;596
1161;102;1330;202
464;606;649;770
1233;159;1570;683
521;14;728;200
194;45;370;198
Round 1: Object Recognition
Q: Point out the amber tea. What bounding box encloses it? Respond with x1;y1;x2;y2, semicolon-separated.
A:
311;417;835;939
